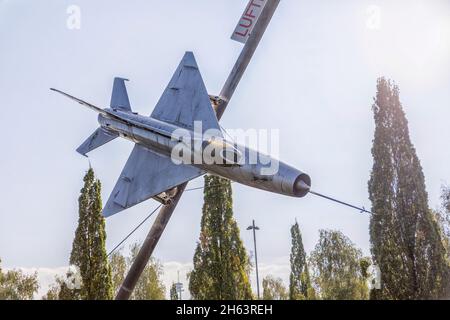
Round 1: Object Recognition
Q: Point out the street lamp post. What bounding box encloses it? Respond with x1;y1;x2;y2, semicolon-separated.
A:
247;220;260;299
175;270;184;300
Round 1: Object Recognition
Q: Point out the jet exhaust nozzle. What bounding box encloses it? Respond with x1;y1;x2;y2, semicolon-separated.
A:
293;174;311;198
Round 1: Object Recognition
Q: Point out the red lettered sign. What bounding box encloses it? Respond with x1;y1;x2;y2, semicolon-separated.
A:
231;0;268;44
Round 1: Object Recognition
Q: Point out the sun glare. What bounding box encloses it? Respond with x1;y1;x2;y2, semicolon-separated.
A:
362;1;450;88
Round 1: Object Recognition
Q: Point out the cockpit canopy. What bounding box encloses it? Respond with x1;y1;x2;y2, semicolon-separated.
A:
202;138;242;166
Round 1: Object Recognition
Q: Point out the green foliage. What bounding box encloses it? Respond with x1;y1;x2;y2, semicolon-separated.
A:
108;244;166;300
129;243;166;300
438;186;450;252
42;283;60;300
289;221;313;300
42;274;79;300
360;257;371;279
437;186;450;297
368;78;448;299
170;283;179;300
0;259;39;300
189;175;253;300
109;251;127;296
262;275;288;300
70;168;113;300
309;230;369;300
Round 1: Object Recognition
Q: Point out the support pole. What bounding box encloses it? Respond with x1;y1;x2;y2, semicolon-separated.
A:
215;0;281;119
115;0;281;300
115;182;188;300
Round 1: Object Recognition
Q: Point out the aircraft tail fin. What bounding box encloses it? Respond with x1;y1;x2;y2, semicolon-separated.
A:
110;77;131;111
76;127;118;156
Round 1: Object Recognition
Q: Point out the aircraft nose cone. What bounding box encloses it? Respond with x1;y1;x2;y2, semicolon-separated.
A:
293;174;311;198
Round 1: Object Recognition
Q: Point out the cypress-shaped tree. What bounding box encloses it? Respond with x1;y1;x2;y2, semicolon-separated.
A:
189;175;253;300
70;168;113;300
368;78;448;299
289;221;313;300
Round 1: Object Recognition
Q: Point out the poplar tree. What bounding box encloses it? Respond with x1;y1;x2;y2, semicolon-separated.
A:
70;168;113;300
289;221;313;300
368;78;448;299
189;175;253;300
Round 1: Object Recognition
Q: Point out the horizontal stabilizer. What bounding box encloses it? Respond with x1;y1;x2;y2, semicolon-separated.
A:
103;144;204;217
76;128;118;156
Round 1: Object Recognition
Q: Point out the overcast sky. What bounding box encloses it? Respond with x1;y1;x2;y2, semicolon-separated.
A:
1;0;449;296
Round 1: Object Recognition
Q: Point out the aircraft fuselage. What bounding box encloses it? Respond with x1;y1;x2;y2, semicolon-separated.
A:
98;108;311;198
